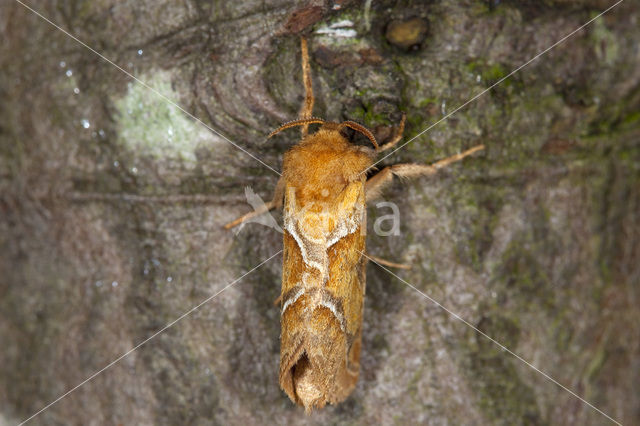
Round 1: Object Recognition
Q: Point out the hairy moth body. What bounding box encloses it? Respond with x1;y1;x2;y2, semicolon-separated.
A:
279;129;374;410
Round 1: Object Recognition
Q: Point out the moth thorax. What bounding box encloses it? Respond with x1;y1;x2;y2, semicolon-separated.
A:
291;353;322;411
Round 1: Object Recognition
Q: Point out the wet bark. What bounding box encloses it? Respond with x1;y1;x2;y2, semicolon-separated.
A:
1;0;639;424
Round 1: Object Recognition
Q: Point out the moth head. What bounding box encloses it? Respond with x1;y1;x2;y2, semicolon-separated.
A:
269;118;378;150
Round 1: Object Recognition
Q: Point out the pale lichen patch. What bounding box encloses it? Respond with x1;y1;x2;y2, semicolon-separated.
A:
113;71;217;167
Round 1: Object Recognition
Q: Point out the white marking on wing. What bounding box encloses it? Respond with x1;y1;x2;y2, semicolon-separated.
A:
281;287;305;316
284;219;325;274
318;299;346;332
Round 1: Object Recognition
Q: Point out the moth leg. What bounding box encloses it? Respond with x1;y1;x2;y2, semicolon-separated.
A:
366;254;410;269
366;144;485;202
377;113;406;153
223;176;285;229
273;294;282;306
298;37;314;138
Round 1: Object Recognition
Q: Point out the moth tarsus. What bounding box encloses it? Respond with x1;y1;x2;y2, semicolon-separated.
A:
365;254;411;270
224;36;484;411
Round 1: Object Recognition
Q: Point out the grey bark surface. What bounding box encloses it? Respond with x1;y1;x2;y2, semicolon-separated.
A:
1;0;639;425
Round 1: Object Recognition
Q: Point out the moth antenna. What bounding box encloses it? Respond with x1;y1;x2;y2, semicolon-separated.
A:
339;121;378;149
268;117;326;138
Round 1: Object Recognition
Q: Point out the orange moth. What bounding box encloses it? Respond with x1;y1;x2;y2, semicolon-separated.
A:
224;37;484;411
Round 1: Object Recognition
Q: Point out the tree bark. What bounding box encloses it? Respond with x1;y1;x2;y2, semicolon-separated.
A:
1;0;639;424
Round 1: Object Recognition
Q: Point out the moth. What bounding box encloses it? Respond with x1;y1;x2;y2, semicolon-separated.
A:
225;37;484;411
